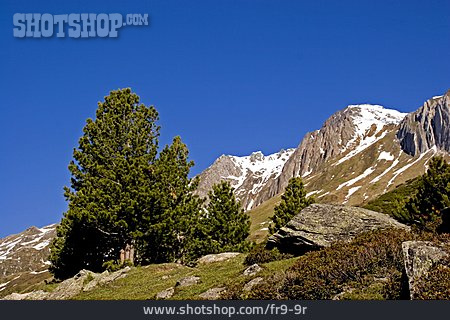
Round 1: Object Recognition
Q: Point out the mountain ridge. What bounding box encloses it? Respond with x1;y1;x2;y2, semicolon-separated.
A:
197;91;449;211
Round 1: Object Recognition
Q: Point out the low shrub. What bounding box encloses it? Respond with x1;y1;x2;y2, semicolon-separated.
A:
244;243;293;266
248;228;416;300
414;253;450;300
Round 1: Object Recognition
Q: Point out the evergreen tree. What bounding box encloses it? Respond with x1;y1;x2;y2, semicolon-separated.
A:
50;88;160;279
135;136;203;264
202;181;251;254
270;177;314;233
406;156;450;232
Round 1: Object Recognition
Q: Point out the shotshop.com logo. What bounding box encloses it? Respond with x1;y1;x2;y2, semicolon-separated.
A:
13;13;149;38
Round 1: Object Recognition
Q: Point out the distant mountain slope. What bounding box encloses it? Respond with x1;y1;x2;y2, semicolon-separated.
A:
196;149;295;210
198;90;449;211
0;224;55;297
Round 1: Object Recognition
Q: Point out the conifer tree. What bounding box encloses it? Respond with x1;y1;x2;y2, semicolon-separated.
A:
135;136;203;264
270;177;314;233
203;181;251;253
406;156;450;232
50;88;160;279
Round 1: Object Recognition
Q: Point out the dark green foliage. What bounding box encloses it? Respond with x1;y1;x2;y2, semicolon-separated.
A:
50;89;160;279
269;177;314;233
134;136;204;265
244;243;292;266
247;229;415;300
198;181;251;256
406;156;450;232
363;177;421;223
49;89;203;279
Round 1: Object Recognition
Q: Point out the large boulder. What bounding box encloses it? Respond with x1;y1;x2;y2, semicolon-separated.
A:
267;204;409;254
402;241;448;299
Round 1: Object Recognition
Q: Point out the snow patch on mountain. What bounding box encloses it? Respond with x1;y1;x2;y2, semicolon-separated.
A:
347;104;407;137
337;167;376;190
378;151;395;161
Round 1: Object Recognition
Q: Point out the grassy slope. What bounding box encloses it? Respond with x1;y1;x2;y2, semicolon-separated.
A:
247;195;281;243
362;177;421;216
73;254;298;300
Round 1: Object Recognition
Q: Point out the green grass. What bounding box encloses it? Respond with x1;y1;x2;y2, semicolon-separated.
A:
72;254;299;300
247;195;280;243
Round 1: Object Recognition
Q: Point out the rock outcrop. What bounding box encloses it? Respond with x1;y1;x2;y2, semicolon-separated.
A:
1;267;131;300
243;264;262;276
197;252;240;264
156;287;175;300
397;92;450;156
176;276;201;287
267;204;409;254
198;287;226;300
243;277;263;292
402;241;448;299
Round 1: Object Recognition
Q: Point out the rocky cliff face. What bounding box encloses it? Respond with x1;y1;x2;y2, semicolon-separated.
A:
269;104;407;199
397;91;450;156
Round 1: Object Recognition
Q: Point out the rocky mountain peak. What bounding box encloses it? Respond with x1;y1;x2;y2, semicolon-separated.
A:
196;149;295;210
268;104;407;197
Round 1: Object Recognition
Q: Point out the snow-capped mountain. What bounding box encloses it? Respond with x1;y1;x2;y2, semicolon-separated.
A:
198;90;449;210
196;149;295;210
0;224;56;296
1;90;448;298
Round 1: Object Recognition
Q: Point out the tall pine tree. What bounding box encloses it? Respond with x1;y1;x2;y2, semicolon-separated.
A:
270;177;314;233
406;156;450;232
50;88;160;279
202;181;251;254
135;136;203;264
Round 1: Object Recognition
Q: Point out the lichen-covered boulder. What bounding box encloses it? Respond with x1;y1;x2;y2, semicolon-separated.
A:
268;204;409;254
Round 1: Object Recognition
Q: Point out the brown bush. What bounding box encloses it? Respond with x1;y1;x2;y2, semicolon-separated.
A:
414;255;450;300
244;243;293;266
248;228;416;300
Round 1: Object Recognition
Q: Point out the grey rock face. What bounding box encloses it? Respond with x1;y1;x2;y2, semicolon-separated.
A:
197;252;240;264
243;264;262;276
198;287;226;300
267;204;409;254
402;241;448;299
267;105;406;201
397;92;450;156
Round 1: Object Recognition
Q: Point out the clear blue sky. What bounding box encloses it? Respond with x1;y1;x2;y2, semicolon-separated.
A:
0;0;449;237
